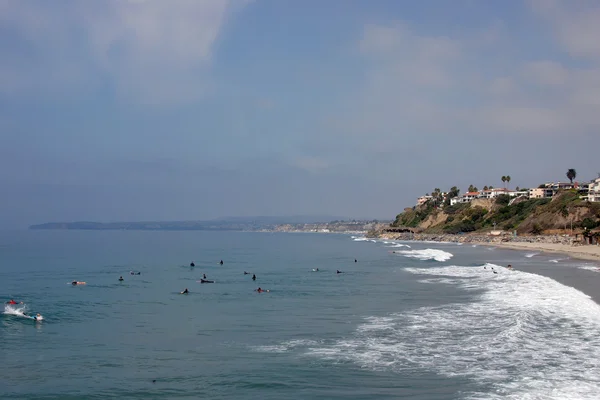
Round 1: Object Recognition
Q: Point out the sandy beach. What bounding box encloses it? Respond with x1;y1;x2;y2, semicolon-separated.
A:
478;241;600;262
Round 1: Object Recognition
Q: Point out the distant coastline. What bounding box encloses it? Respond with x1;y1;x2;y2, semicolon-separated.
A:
29;219;389;234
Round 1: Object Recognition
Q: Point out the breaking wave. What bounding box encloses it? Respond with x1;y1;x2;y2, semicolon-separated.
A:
393;248;453;262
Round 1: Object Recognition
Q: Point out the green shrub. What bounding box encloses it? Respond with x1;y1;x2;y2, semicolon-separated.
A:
495;194;511;206
581;217;599;230
444;203;468;215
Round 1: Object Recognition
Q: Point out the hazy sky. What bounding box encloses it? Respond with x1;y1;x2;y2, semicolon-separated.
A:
1;0;599;227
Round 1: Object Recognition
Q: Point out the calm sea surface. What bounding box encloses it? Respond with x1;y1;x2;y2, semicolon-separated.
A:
2;230;600;399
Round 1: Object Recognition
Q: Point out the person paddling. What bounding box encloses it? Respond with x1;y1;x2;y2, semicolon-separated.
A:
252;274;256;281
181;288;189;294
119;276;124;281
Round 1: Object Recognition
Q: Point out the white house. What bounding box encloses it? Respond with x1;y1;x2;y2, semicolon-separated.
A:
416;195;433;206
478;188;518;199
450;191;480;205
529;187;555;199
584;178;600;202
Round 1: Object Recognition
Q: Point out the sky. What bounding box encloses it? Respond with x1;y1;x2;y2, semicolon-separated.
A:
1;0;600;228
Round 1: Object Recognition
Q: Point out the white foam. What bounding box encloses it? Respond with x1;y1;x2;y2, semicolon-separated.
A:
3;304;27;316
549;258;569;263
273;264;600;399
251;339;319;354
525;252;539;258
3;304;43;321
576;264;600;272
352;236;377;243
387;243;411;248
395;248;453;262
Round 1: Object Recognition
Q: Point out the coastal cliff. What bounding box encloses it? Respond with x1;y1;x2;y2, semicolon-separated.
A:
376;190;600;237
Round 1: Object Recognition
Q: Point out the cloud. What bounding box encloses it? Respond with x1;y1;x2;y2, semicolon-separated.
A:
0;0;248;105
316;5;600;161
522;61;570;86
529;0;600;59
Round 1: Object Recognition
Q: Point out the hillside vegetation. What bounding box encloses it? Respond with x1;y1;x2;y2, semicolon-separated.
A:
392;190;600;235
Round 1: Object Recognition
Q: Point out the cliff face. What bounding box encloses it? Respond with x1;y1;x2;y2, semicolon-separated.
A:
391;191;600;235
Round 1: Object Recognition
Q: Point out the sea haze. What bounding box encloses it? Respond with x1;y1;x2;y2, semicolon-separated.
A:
1;231;600;399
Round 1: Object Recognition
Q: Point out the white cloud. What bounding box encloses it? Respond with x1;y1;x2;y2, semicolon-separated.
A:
0;0;248;104
522;61;570;86
529;0;600;59
321;6;600;156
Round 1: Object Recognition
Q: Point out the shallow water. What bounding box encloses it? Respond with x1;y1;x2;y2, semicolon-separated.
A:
1;230;599;399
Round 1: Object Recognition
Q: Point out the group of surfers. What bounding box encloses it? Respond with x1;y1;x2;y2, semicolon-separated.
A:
69;258;353;295
483;264;514;274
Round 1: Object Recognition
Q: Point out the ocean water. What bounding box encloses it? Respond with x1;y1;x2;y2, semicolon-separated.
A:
2;231;600;399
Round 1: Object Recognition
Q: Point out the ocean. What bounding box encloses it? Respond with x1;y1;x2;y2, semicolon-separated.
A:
2;230;600;399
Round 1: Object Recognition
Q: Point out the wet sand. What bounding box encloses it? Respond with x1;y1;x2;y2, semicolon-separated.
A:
482;241;600;262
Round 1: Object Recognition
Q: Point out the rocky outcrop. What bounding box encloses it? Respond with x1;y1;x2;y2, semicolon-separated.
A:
369;231;574;245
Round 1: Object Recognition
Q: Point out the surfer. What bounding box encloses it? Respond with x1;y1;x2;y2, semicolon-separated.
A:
181;288;189;294
252;274;256;281
336;270;343;274
190;262;195;267
355;259;357;263
220;260;224;265
203;273;207;279
256;287;269;293
244;271;249;275
6;299;22;305
119;276;124;281
507;264;513;270
71;281;86;285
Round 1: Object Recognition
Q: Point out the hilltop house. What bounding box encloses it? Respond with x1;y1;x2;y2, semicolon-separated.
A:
449;188;520;206
417;177;600;209
450;191;480;205
529;187;555;199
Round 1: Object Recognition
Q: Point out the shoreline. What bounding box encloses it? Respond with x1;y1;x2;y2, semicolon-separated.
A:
372;232;600;263
477;241;600;263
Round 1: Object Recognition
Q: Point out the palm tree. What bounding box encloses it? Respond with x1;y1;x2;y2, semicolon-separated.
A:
566;169;577;183
506;175;511;189
501;176;506;188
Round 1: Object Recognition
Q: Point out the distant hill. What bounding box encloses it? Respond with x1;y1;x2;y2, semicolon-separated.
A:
213;215;348;224
29;216;352;231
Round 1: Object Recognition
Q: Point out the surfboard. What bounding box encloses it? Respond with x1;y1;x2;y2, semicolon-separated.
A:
199;279;214;283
